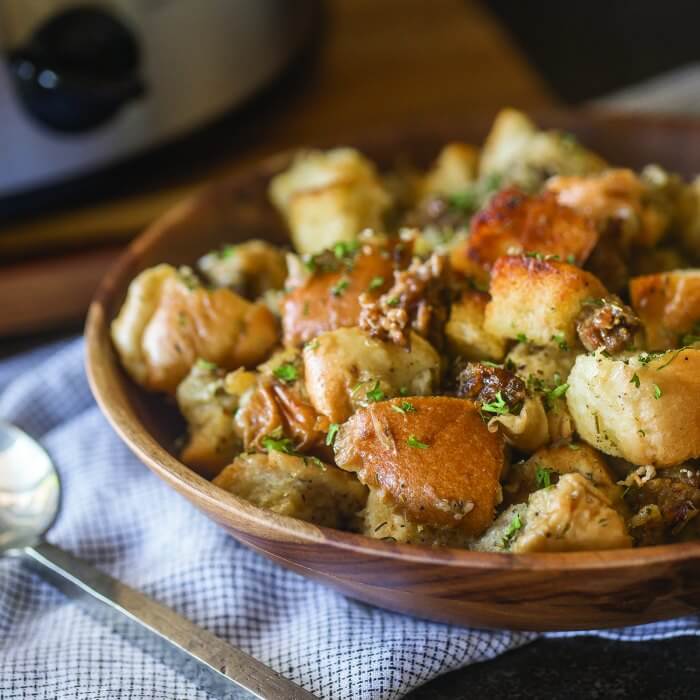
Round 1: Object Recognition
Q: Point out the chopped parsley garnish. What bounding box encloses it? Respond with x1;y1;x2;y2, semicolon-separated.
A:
262;435;296;454
273;363;298;383
481;360;501;368
481;391;509;416
365;381;386;403
399;386;409;396
391;401;416;415
535;466;555;490
544;382;569;408
567;443;581;450
195;358;217;371
515;332;528;343
333;240;359;260
448;189;478;212
630;373;640;388
407;435;429;449
386;296;400;307
502;513;523;548
551;333;569;351
304;339;320;351
566;254;576;264
368;276;385;291
326;423;340;446
218;244;236;259
653;383;662;400
304;456;326;470
331;278;350;297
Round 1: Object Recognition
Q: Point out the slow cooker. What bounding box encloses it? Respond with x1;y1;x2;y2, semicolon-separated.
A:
0;0;315;200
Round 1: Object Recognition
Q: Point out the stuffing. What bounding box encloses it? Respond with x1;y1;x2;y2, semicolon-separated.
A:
214;451;367;530
566;348;700;467
303;327;440;424
268;148;391;255
445;289;507;361
111;264;278;394
334;396;506;537
484;255;608;348
629;269;700;350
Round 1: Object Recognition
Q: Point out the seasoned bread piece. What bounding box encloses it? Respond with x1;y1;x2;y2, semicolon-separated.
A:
197;240;287;298
335;397;506;537
303;327;440;424
503;443;622;507
176;360;241;478
268;148;391;255
566;348;700;467
281;244;394;347
362;490;472;547
445;290;507;361
419;142;479;197
214;451;367;529
111;264;278;394
629;269;700;350
506;342;578;388
451;188;598;283
484;255;607;347
479;108;606;191
547;168;673;248
509;474;632;553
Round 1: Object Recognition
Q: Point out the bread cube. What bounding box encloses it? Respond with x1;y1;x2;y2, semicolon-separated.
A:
445;289;507;361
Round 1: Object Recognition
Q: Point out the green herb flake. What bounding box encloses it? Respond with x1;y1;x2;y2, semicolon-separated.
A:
448;189;478;212
262;435;296;454
326;423;340;447
566;254;576;264
333;240;359;260
330;278;350;297
515;332;528;343
545;382;569;408
195;358;218;371
368;276;385;291
551;333;569;351
481;391;509;416
653;383;662;400
630;373;640;388
502;513;523;548
366;381;386;403
391;401;416;415
304;339;320;351
535;466;554;490
218;244;236;259
386;296;400;307
567;443;581;450
273;363;298;383
407;435;429;449
399;386;409;396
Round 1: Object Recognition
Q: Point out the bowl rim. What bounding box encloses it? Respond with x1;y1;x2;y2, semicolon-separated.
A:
85;110;700;573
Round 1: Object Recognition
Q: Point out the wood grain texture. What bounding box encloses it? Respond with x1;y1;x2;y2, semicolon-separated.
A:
86;113;700;631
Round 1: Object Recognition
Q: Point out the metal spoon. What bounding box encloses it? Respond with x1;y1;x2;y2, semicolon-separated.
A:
0;421;316;700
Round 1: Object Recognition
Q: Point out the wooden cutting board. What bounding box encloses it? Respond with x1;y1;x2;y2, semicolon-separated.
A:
0;0;553;337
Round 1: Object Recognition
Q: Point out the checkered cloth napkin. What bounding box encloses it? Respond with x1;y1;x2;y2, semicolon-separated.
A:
1;338;699;700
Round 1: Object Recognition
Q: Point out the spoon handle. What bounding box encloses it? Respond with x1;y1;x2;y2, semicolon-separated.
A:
19;540;317;700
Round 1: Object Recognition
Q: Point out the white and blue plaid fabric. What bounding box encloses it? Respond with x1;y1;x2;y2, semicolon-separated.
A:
1;338;699;699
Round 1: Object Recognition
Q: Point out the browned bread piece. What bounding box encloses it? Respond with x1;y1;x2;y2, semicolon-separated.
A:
111;264;278;394
335;396;506;537
484;255;608;347
213;451;368;530
281;246;394;347
450;188;598;284
629;269;700;350
445;289;507;361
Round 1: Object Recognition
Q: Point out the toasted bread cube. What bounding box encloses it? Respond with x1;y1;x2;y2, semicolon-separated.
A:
511;474;631;553
484;255;607;347
111;264;279;394
281;245;394;347
420;142;479;197
213;451;367;529
362;490;472;547
335;397;506;537
445;289;507;361
479;108;606;190
566;348;700;467
176;361;241;478
547;169;673;248
451;188;599;284
268;148;391;255
197;240;287;298
303;327;440;423
629;269;700;350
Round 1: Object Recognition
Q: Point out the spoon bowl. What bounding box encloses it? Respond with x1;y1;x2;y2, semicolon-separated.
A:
0;421;60;552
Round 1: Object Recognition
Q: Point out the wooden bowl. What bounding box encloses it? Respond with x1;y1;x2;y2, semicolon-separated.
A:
86;111;700;631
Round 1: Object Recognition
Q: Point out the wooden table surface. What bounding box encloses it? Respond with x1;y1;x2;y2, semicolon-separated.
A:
1;0;555;336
